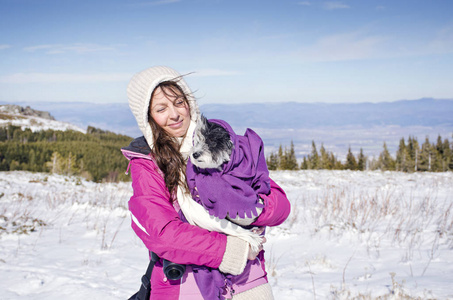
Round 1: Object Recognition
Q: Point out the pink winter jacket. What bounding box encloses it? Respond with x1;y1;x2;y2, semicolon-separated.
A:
123;141;290;299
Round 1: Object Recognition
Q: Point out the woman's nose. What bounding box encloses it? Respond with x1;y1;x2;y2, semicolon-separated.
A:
168;105;179;119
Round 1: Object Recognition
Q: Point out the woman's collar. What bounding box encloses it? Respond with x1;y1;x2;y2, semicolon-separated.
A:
179;120;196;160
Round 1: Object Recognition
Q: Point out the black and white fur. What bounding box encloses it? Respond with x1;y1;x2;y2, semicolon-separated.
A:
190;115;233;170
182;115;263;249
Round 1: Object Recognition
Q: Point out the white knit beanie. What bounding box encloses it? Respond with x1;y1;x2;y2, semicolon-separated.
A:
127;66;200;149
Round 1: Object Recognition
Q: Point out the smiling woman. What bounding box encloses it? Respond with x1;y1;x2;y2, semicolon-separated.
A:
122;66;290;299
148;83;191;138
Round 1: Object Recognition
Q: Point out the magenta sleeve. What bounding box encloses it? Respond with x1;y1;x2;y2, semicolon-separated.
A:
252;179;291;227
128;158;227;268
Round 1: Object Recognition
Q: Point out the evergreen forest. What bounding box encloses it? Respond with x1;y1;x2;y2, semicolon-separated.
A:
267;135;453;172
0;125;133;182
1;124;452;182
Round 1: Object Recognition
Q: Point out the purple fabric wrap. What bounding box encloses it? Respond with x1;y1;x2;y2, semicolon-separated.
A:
186;119;270;220
191;259;261;300
184;119;271;299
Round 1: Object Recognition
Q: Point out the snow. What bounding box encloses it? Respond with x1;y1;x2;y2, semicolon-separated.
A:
0;113;85;133
0;170;452;299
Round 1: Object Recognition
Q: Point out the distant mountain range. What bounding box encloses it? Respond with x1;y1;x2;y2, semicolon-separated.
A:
2;98;452;159
3;97;452;135
202;98;453;128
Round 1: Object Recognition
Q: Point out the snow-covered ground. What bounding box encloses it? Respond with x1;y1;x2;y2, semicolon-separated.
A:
0;110;85;133
0;170;452;299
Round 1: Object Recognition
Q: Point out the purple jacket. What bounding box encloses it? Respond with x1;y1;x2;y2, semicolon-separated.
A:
122;137;291;299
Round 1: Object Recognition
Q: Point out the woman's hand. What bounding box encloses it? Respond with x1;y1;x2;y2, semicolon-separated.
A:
248;227;266;260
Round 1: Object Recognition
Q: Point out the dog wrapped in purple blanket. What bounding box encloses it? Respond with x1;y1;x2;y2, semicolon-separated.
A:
174;115;272;299
186;115;271;226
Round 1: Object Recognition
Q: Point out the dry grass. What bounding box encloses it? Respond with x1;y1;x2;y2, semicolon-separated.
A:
297;184;453;258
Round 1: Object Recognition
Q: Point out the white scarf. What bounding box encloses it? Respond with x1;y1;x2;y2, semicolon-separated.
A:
177;121;262;252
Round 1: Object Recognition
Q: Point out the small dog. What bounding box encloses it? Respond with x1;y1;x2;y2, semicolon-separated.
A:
182;115;270;251
190;115;233;170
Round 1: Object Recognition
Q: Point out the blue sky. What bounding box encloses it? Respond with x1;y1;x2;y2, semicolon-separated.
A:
1;0;452;105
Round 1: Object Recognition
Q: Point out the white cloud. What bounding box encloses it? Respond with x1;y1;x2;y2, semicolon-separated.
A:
427;25;453;54
297;1;311;6
23;43;117;54
23;44;60;52
0;44;12;50
323;1;350;10
295;31;388;62
293;25;453;63
0;73;132;84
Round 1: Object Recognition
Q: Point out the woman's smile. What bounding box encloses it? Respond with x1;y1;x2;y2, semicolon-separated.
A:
168;119;184;128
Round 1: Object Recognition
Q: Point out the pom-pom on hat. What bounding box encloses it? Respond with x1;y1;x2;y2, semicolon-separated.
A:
127;66;200;149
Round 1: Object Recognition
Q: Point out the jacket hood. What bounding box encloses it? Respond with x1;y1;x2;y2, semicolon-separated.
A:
127;66;200;150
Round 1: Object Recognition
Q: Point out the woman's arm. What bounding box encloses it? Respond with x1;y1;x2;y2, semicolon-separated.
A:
252;178;291;227
128;158;228;268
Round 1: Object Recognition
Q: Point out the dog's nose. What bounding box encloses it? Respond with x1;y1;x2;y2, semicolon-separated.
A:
192;152;201;159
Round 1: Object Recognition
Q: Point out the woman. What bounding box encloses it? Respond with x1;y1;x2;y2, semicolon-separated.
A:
123;66;290;299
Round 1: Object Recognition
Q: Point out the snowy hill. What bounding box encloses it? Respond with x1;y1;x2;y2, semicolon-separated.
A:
0;170;452;299
0;104;85;133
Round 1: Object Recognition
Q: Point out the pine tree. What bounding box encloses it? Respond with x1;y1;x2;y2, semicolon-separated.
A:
46;151;63;174
430;136;443;172
419;137;434;172
378;142;395;171
309;141;319;170
407;136;420;172
435;136;450;171
9;160;20;171
442;138;451;171
285;141;298;170
65;152;78;175
345;146;358;170
319;144;332;170
28;149;36;172
449;135;453;170
330;152;343;170
396;138;410;172
266;152;279;170
277;144;285;170
300;156;308;169
357;148;366;171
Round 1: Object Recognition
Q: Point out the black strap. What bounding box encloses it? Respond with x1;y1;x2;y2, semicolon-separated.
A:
145;252;158;279
128;252;159;300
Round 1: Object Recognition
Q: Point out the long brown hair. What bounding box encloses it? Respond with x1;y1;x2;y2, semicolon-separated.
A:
148;81;190;197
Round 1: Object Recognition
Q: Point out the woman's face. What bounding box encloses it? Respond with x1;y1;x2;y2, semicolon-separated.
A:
149;86;191;138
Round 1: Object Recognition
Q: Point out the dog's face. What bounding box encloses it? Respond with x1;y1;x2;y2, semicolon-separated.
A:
190;116;233;169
